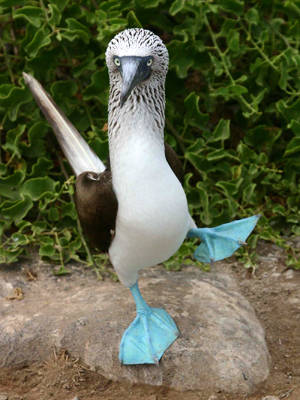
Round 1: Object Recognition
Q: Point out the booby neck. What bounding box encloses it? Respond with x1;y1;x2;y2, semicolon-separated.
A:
108;77;165;135
107;79;166;172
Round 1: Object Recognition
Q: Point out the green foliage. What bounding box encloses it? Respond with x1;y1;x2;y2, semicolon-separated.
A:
0;0;300;270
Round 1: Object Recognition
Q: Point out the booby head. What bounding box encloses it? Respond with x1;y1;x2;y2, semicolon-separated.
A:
105;28;169;107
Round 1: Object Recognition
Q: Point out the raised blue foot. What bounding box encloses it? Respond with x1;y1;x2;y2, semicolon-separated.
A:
187;215;260;263
119;282;179;365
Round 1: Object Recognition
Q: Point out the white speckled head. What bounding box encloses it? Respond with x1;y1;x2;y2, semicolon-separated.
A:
106;29;168;139
105;28;169;79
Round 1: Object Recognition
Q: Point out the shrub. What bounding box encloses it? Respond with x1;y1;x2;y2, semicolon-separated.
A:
0;0;299;269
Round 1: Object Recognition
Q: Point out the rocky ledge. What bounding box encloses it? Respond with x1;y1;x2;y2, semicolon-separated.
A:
0;261;270;395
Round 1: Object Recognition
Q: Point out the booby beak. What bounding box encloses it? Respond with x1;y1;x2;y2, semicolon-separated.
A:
23;72;105;177
119;56;152;107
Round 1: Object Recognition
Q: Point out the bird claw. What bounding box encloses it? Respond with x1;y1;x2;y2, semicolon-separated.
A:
188;215;260;263
119;307;179;365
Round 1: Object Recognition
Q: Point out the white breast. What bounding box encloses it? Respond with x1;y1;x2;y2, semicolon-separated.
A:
109;129;190;287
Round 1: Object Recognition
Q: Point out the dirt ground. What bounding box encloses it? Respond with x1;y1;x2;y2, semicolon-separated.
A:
0;241;299;400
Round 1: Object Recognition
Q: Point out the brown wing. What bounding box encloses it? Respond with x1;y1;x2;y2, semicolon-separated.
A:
75;144;183;252
164;143;184;183
75;170;117;251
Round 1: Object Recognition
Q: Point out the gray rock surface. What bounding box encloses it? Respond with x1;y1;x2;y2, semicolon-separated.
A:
0;262;270;394
261;396;280;400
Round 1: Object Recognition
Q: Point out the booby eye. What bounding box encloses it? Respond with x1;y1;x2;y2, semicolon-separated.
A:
114;57;121;67
147;58;153;66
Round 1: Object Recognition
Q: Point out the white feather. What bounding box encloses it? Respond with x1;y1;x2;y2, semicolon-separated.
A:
22;72;105;176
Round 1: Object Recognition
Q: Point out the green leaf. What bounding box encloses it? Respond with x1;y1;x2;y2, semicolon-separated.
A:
195;182;212;225
127;10;142;28
138;0;164;8
39;243;56;258
53;265;71;275
0;84;32;121
16;220;32;232
0;170;25;200
49;0;68;11
0;0;26;6
284;1;300;18
29;157;53;178
245;125;282;149
20;121;48;158
206;148;239;162
21;177;58;200
242;183;257;204
216;178;242;196
0;196;33;221
184;92;209;128
220;18;237;36
0;164;7;176
2;124;26;158
62;18;90;44
25;27;51;58
48;3;61;26
230;84;248;95
209;119;230;142
237;143;258;163
185;152;206;175
0;247;23;264
169;0;185;16
276;98;300;122
89;135;109;162
244;8;259;24
219;0;244;15
212;84;248;100
48;207;59;221
284;137;300;157
227;29;240;51
288;120;300;136
11;232;30;246
279;58;290;90
13;6;44;28
168;40;195;78
71;50;98;77
61;202;77;219
51;80;78;102
32;221;47;234
83;70;108;104
209;54;224;76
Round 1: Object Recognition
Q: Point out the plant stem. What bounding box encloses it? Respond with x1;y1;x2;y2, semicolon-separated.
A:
204;16;259;116
242;24;300;96
0;37;14;84
54;231;65;267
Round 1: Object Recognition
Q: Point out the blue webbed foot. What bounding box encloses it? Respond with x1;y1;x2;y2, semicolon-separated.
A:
187;215;260;263
119;282;179;365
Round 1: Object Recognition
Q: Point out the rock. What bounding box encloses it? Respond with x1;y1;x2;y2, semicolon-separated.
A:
0;263;270;394
284;269;294;279
261;396;279;400
0;394;8;400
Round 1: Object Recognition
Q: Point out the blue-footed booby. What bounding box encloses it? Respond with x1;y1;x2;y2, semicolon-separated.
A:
23;28;259;365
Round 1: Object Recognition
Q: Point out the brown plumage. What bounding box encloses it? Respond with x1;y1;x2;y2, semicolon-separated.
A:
75;143;183;251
